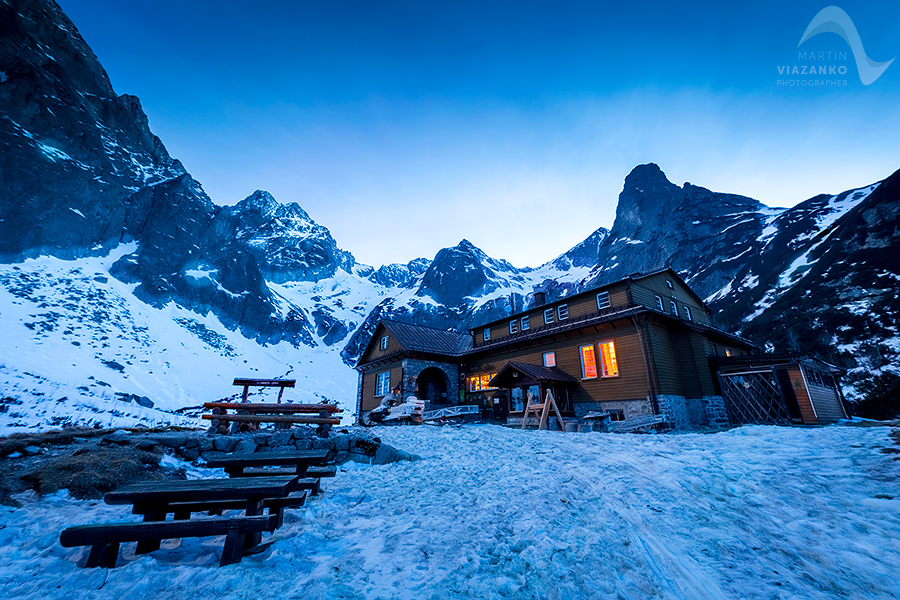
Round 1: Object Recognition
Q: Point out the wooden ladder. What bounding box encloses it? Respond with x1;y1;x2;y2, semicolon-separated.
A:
521;389;565;431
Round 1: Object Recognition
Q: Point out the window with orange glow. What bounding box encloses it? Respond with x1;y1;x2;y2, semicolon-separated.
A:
599;340;619;377
580;345;598;379
468;373;497;392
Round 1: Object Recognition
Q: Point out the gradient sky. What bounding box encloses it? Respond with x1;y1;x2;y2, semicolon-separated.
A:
57;0;900;268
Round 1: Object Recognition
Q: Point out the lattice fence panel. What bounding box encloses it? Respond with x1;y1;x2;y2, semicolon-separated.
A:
718;370;791;425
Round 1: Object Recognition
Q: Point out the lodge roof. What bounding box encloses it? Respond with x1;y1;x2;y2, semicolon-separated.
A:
380;319;473;356
710;353;844;373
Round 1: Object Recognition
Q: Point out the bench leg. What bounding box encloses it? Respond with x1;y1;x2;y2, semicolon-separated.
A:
136;508;165;554
220;528;245;567
244;499;264;548
86;539;119;568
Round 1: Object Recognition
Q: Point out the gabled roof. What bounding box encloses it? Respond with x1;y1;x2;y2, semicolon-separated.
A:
624;267;710;311
490;361;579;388
380;320;473;356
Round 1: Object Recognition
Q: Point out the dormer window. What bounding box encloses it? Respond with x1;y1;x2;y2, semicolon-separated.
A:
509;320;518;334
483;328;491;341
544;308;554;325
557;304;569;320
596;291;611;310
521;315;530;331
379;335;389;350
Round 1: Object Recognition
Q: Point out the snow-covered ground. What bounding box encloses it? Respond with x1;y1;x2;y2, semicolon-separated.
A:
0;250;363;434
2;424;898;600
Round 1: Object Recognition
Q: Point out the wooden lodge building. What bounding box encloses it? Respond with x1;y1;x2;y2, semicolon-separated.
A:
354;268;849;429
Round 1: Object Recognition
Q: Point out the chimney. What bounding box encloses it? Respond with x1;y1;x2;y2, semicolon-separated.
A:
533;292;546;307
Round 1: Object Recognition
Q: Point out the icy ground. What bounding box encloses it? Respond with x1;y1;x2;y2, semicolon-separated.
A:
2;424;899;600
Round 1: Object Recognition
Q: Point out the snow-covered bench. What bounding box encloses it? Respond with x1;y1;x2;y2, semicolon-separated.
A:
60;514;279;568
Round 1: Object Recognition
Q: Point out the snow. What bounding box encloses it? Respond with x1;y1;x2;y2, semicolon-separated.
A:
67;208;86;219
0;248;360;434
2;424;899;600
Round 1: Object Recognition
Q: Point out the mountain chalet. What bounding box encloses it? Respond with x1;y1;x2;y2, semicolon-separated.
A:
354;269;848;429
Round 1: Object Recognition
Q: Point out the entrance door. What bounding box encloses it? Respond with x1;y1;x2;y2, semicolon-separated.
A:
415;368;448;405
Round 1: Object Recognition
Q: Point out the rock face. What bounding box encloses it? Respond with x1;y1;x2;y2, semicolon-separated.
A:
0;0;186;261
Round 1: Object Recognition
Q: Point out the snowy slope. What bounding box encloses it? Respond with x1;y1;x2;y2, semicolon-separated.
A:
2;424;899;599
0;246;370;434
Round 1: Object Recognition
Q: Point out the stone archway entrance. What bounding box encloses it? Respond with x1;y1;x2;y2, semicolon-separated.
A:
416;367;449;405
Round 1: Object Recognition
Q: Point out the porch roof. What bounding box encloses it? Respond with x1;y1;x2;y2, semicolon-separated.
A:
489;361;579;388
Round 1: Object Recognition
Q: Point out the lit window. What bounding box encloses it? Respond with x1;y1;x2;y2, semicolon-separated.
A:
543;351;556;367
670;300;678;317
599;340;619;377
521;315;530;331
725;348;732;357
580;344;598;379
375;371;391;396
684;306;692;321
468;373;497;392
483;328;491;341
596;291;611;310
558;305;569;320
544;308;554;325
655;295;664;311
509;320;518;334
379;335;389;350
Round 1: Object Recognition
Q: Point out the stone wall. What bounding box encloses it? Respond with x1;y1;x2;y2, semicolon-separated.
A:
131;427;420;466
401;358;460;404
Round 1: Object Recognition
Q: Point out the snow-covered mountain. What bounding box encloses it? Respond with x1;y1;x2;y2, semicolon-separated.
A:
1;0;897;432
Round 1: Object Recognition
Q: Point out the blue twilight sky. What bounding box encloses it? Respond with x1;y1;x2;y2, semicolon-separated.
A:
57;0;900;267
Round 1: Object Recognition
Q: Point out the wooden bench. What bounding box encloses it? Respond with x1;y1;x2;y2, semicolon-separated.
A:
139;491;309;528
59;515;278;568
203;402;342;435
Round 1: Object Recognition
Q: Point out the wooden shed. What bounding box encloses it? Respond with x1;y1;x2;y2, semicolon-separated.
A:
712;355;848;425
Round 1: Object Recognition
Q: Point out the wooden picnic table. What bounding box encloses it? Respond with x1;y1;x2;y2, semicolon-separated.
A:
205;449;335;477
105;476;299;551
203;402;342;434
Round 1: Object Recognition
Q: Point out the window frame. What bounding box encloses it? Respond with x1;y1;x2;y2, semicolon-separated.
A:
684;305;692;321
483;328;491;342
670;300;678;317
579;344;598;379
509;320;518;334
598;340;619;378
543;351;556;367
655;295;664;311
375;371;391;396
521;315;530;331
557;304;569;320
543;308;554;325
379;335;389;351
596;291;611;310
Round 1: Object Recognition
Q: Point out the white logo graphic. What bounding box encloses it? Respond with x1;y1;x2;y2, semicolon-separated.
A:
799;6;894;85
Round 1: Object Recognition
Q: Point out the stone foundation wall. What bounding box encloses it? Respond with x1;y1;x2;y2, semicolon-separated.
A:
136;427;420;466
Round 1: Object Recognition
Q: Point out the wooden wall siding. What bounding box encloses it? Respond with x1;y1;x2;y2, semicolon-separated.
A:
689;333;719;397
669;329;706;399
360;366;404;412
474;284;632;346
466;323;649;406
785;365;817;423
802;367;848;423
646;322;684;397
629;274;711;326
362;324;404;362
